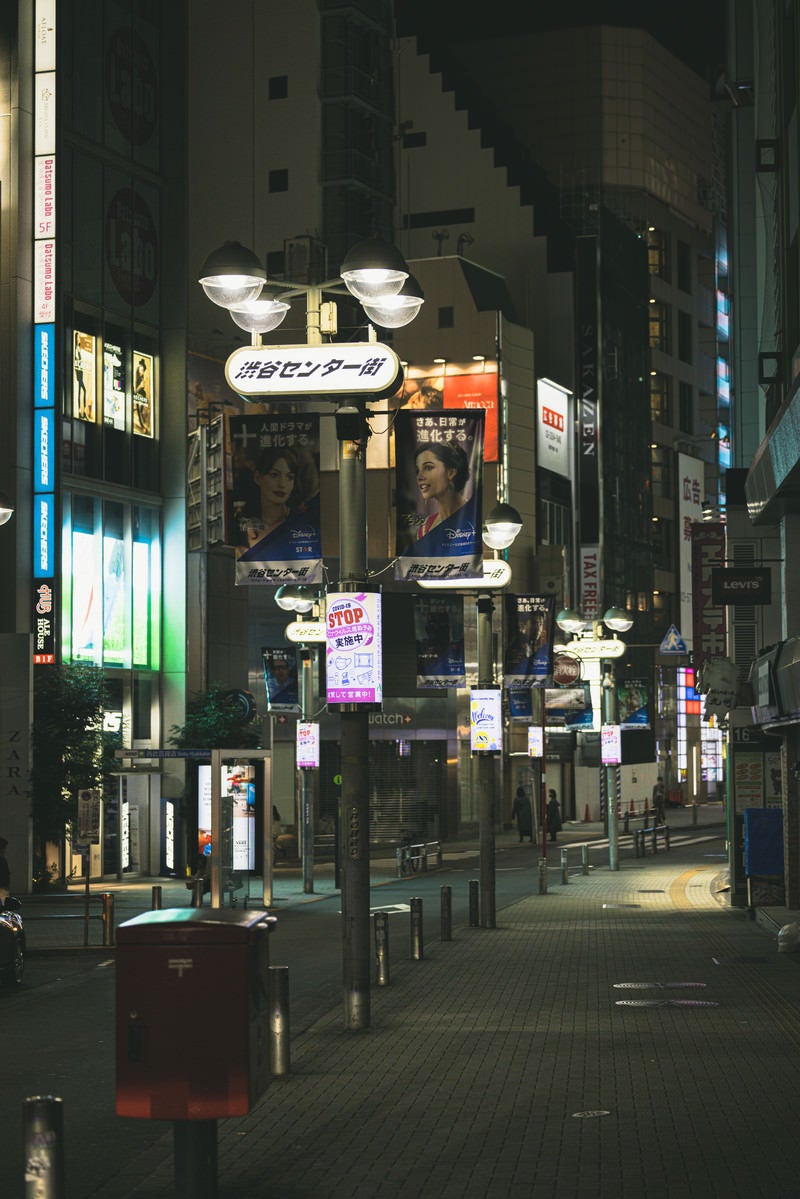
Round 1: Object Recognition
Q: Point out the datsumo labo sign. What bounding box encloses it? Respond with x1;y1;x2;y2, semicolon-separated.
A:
325;592;382;705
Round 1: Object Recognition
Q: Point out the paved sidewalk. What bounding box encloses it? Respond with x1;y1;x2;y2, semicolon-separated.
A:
66;805;800;1199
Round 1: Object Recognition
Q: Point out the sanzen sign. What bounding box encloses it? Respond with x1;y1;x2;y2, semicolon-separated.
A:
225;342;403;398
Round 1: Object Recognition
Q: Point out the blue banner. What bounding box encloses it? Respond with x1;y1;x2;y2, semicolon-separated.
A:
503;594;556;686
230;414;322;585
414;595;465;688
394;410;483;581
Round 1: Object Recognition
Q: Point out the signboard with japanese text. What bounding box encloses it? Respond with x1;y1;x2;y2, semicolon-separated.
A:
528;725;544;758
536;378;572;478
691;522;726;668
677;453;705;649
33;579;56;664
225;342;403;399
504;594;555;687
394;410;484;582
296;722;320;769
469;689;502;752
326;592;382;705
391;361;499;462
230;414;322;585
601;724;622;765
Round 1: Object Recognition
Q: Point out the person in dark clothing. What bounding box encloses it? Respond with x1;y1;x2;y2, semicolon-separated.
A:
511;787;533;842
546;792;562;843
0;837;10;902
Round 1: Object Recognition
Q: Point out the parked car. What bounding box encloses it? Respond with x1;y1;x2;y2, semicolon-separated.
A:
0;897;24;986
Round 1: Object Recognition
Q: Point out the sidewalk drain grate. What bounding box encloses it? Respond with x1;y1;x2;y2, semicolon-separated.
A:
616;999;719;1008
712;956;768;965
613;982;707;990
637;889;664;893
602;903;641;909
571;1110;611;1119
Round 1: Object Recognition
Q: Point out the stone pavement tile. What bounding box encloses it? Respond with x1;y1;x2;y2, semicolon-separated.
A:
86;849;800;1199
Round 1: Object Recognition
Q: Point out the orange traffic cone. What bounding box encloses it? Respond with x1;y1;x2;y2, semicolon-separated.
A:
584;803;591;823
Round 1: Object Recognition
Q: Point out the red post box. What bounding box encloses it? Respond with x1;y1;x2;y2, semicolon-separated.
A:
115;908;276;1120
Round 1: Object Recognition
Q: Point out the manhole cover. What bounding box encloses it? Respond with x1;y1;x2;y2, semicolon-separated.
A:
571;1110;611;1119
613;982;707;990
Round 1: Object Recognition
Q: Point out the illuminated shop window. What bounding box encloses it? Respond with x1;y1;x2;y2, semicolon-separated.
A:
62;494;160;669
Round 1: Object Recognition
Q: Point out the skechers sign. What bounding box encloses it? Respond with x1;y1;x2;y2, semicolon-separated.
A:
225;342;403;398
711;568;771;606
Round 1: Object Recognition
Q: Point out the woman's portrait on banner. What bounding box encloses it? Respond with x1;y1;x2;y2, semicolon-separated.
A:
394;410;484;581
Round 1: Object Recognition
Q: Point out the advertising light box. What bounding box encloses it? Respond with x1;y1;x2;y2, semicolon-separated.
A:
528;726;544;758
296;722;320;769
470;689;502;753
601;724;622;765
326;592;382;704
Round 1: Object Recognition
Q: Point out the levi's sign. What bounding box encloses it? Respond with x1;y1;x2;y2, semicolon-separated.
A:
225;342;404;398
711;568;771;605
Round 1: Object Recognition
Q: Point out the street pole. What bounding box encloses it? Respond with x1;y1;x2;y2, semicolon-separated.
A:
476;595;496;928
300;648;314;894
338;411;371;1029
602;661;619;871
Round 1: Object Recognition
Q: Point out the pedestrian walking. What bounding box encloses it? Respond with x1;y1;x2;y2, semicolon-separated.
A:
546;791;562;843
652;776;666;824
0;837;10;902
511;786;533;842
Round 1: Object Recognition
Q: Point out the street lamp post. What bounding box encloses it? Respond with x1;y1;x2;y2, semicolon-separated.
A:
199;236;423;1031
556;605;633;871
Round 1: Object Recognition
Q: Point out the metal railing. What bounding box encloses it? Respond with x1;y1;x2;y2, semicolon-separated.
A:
395;840;443;878
22;892;115;947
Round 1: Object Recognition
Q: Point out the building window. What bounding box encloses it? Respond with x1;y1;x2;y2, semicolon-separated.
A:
268;75;288;100
269;169;289;193
678;381;694;434
652;517;674;570
651;445;672;499
650;372;672;425
539;497;571;546
649;301;671;353
676;240;692;292
677;310;692;364
438;306;454;329
647;227;671;281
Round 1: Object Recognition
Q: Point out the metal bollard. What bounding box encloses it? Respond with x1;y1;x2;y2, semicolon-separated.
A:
192;878;204;908
581;844;590;875
151;884;163;910
410;896;423;960
468;879;480;927
440;885;452;941
23;1094;65;1199
560;848;569;885
538;858;548;895
268;965;291;1075
101;893;115;946
374;911;390;986
665;826;670;852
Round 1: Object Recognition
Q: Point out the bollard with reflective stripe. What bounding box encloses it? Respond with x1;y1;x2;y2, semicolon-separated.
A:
268;965;291;1075
102;893;115;946
410;897;423;960
23;1095;65;1199
538;858;548;895
374;911;390;986
152;884;163;910
581;845;590;875
440;885;452;941
468;879;479;927
561;848;569;885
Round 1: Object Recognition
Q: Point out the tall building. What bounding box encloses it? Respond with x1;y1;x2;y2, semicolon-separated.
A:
0;0;189;885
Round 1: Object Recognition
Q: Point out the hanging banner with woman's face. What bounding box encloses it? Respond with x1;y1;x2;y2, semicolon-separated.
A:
394;410;484;581
503;594;556;686
229;414;322;585
414;594;465;687
262;647;299;712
